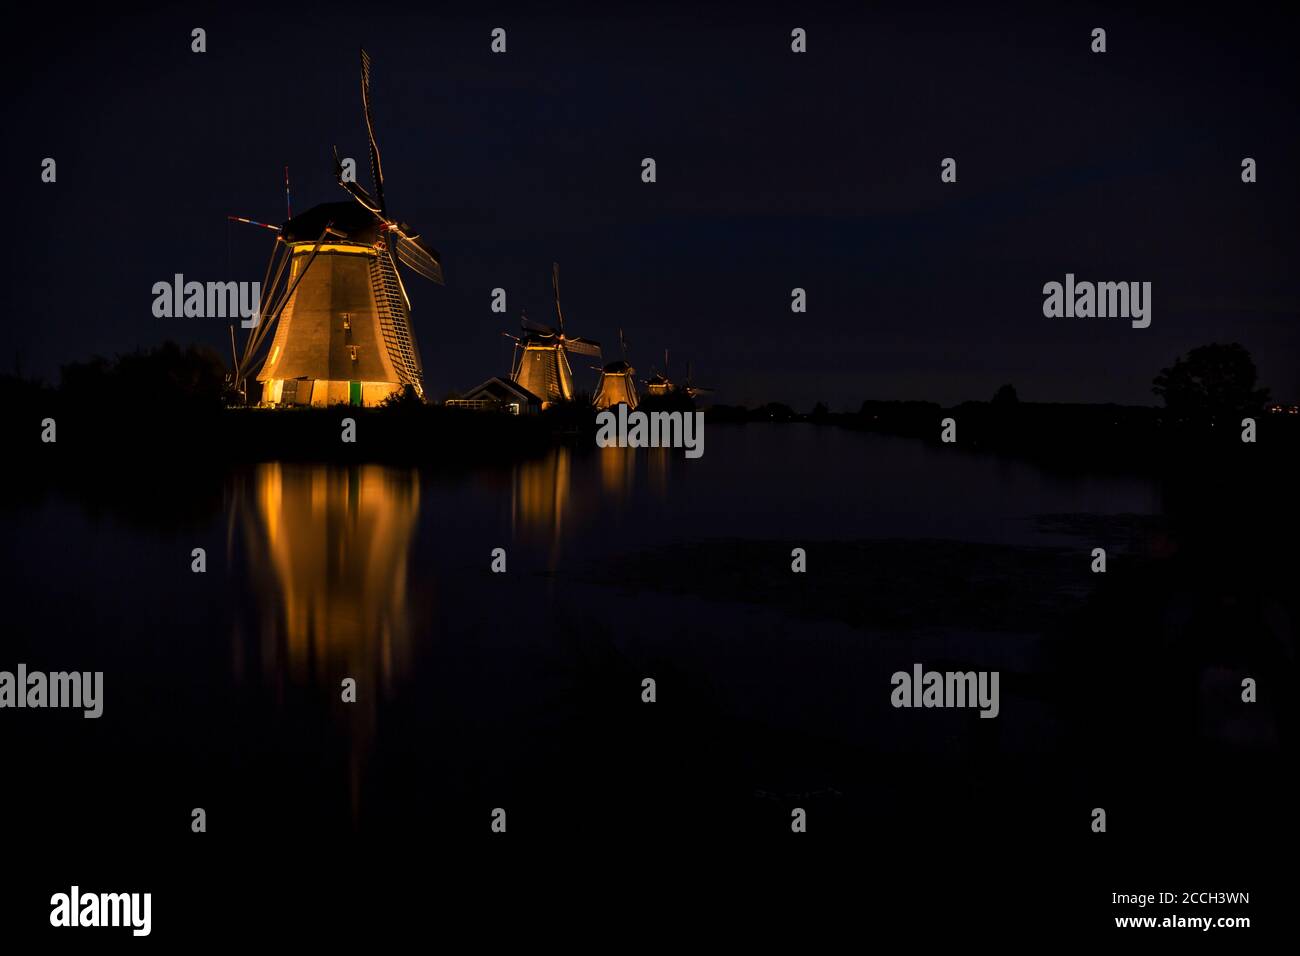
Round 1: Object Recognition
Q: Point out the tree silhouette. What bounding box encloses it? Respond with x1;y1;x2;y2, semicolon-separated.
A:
61;342;225;410
991;384;1019;406
1152;343;1269;418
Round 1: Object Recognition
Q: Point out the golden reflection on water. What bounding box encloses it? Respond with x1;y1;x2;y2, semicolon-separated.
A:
237;462;421;823
510;445;651;570
598;445;636;501
241;451;621;687
245;462;421;690
511;446;572;546
508;445;671;566
646;446;670;500
231;448;671;819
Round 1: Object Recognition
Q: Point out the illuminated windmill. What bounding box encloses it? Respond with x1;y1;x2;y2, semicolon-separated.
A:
643;349;674;397
504;263;601;407
643;351;712;402
232;48;444;407
592;330;638;410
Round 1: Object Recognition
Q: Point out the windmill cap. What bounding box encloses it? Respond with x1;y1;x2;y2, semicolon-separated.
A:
281;201;384;245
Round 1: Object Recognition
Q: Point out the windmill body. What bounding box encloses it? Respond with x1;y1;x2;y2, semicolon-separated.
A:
257;204;423;406
237;49;443;407
644;372;673;397
593;330;638;410
593;360;638;410
512;331;577;406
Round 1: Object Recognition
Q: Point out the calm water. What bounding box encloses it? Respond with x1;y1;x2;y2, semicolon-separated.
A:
4;425;1162;846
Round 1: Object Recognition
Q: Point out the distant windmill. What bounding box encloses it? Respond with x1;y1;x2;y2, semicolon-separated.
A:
643;348;674;397
232;48;444;407
643;350;712;401
680;361;714;399
593;329;638;410
504;263;601;407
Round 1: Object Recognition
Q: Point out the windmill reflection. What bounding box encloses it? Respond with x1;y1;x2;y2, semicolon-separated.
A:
599;445;636;501
242;462;421;689
235;462;422;822
511;446;574;568
509;444;669;566
646;447;670;499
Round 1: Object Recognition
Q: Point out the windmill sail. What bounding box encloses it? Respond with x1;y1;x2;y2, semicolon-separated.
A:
360;48;386;213
394;233;444;283
563;337;602;357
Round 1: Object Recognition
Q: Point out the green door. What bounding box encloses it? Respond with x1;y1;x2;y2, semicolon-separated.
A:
349;381;362;406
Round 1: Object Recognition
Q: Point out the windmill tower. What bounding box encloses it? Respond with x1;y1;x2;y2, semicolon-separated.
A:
504;263;601;407
233;49;444;407
593;330;638;410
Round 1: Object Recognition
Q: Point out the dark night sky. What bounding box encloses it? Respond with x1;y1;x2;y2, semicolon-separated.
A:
6;0;1297;408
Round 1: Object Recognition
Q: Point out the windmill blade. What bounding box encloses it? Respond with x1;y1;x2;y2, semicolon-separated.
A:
393;233;444;284
228;215;281;232
552;261;565;334
338;174;382;213
522;317;558;336
360;48;386;215
240;221;332;375
563;337;602;358
241;240;291;372
333;147;384;213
